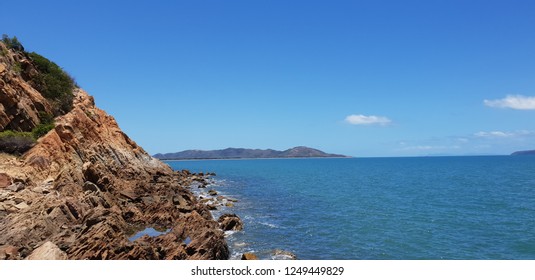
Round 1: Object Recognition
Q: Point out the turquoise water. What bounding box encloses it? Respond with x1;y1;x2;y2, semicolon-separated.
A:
167;156;535;259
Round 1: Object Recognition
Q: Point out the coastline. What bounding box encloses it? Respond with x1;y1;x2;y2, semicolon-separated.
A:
178;167;297;260
161;156;353;162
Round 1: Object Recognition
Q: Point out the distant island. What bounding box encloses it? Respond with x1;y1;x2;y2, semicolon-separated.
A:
154;146;350;160
511;150;535;156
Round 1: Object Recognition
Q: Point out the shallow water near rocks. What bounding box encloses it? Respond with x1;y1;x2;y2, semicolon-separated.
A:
168;156;535;259
128;227;171;242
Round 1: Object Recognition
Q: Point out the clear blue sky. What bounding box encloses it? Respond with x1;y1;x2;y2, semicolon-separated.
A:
2;0;535;157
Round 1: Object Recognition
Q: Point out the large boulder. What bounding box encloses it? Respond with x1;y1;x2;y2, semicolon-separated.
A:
26;241;67;260
217;214;243;231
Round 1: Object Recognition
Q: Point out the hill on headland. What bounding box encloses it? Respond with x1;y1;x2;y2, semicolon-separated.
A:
154;146;350;160
511;150;535;156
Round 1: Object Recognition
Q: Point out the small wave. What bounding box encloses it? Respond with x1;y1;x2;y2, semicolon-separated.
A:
225;230;237;237
258;221;280;228
234;242;248;247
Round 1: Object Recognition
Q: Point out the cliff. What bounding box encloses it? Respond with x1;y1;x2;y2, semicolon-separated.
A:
0;39;229;259
154;146;349;160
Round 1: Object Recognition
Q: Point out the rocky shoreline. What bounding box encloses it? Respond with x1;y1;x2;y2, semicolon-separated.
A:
0;168;232;259
186;171;297;260
0;40;247;259
0;39;281;260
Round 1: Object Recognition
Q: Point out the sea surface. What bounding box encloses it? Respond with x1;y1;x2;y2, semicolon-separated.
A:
167;156;535;260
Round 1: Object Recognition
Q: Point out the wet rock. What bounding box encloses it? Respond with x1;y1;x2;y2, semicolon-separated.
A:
217;214;243;231
208;189;218;196
206;204;218;210
26;241;67;260
271;249;297;260
241;252;258;260
225;202;234;207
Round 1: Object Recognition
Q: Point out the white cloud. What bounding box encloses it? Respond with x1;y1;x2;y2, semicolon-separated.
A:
474;130;535;138
484;95;535;110
345;114;391;125
474;131;514;138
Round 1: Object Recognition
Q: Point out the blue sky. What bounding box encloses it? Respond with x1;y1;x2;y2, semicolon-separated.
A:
2;0;535;157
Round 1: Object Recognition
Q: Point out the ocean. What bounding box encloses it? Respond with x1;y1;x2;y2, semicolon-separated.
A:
167;156;535;260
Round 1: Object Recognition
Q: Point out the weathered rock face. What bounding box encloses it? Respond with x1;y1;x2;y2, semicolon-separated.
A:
0;42;53;132
0;42;228;260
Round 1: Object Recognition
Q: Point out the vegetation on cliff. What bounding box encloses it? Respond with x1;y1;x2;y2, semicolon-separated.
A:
0;36;232;260
26;52;75;114
0;35;74;154
0;130;34;154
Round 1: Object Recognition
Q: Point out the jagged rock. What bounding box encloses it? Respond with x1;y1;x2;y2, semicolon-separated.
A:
241;252;258;260
0;43;229;260
26;241;67;260
206;204;218;210
217;214;243;231
14;202;29;210
83;181;100;192
208;189;218;196
271;249;297;260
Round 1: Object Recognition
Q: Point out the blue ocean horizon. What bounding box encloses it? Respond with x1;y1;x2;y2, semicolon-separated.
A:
167;156;535;260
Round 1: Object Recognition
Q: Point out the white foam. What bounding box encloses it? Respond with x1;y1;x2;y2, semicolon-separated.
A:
259;221;279;228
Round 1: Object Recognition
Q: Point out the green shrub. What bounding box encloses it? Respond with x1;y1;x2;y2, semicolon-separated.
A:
0;130;35;154
32;122;55;139
27;52;75;115
1;34;24;51
38;111;54;124
12;62;22;74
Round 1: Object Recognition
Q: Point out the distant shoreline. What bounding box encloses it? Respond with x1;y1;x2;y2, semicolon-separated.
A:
154;146;350;160
158;155;518;161
161;156;353;162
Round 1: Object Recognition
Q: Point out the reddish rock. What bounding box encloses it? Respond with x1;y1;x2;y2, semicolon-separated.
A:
0;43;229;260
0;173;11;188
0;245;19;260
241;252;258;260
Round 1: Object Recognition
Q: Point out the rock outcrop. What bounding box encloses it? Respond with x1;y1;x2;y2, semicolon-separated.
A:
0;41;229;259
26;241;67;260
0;42;54;132
218;213;244;231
